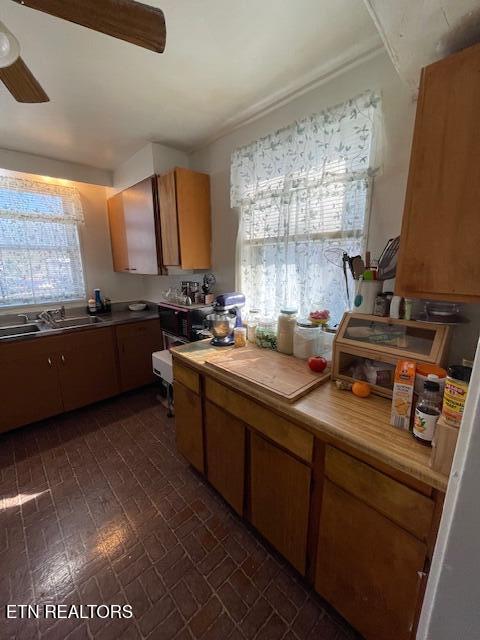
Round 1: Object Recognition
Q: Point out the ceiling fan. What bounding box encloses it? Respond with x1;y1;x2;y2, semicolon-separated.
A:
0;0;166;103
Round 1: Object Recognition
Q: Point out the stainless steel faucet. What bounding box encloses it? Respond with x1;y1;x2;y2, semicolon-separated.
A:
17;313;29;324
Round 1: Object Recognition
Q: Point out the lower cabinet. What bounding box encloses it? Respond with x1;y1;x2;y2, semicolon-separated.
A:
58;328;119;412
0;336;64;433
316;479;426;640
0;319;159;433
205;400;245;515
174;381;204;473
116;319;163;391
250;432;311;575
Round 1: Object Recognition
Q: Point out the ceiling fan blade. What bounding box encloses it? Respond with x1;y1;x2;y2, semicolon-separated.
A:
0;57;49;103
11;0;166;53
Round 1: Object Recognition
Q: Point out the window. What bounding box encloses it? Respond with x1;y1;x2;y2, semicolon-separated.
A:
0;175;86;307
231;90;381;324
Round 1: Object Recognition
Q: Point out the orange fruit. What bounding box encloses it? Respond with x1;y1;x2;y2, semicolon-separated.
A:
352;381;371;398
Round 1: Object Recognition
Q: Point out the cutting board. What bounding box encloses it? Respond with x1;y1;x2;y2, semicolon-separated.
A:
205;344;330;403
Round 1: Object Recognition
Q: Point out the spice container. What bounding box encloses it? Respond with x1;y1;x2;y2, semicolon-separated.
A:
413;379;442;445
442;365;472;427
246;309;260;343
277;308;297;355
255;319;277;350
233;326;247;348
293;320;321;359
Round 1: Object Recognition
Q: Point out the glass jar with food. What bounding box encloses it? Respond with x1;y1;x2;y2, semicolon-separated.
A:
277;308;298;355
246;308;261;343
255;319;277;350
293;320;321;359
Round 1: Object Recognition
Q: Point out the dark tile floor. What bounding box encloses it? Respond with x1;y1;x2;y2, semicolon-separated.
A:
0;387;358;640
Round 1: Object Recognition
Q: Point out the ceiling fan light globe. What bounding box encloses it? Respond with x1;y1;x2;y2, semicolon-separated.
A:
0;25;20;69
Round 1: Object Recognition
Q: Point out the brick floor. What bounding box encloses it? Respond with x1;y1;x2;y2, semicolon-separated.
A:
0;386;360;640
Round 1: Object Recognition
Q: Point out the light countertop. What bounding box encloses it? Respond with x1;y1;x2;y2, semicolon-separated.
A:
171;340;448;492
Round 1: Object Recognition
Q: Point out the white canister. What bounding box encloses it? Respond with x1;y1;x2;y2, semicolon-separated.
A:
352;278;382;314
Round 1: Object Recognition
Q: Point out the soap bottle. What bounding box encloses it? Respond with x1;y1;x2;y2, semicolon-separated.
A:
94;288;103;312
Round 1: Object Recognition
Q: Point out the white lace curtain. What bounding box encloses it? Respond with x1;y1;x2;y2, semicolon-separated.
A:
0;175;84;224
0;175;86;307
231;90;382;324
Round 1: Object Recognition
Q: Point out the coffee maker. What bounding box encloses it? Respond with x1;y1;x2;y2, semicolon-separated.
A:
206;292;245;346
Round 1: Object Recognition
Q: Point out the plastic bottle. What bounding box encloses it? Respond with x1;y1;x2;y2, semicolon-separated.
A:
413;380;442;446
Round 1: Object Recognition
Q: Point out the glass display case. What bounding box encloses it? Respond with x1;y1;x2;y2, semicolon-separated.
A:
333;313;451;398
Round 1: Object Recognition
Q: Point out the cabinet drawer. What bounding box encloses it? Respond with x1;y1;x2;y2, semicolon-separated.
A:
115;319;159;339
205;377;313;463
325;446;434;540
173;363;200;394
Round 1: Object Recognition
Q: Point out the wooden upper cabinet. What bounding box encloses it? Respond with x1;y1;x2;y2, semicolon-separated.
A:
396;43;480;302
108;169;211;274
157;168;212;269
108;177;160;275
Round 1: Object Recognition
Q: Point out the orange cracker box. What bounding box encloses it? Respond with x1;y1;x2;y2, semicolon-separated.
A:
391;360;416;430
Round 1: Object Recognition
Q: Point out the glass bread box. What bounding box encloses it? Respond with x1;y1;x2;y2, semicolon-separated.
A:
332;313;451;398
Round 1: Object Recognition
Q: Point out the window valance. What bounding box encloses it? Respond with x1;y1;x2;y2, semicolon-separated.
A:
0;175;84;225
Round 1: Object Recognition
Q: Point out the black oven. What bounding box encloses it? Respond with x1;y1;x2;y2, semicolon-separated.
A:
158;302;213;343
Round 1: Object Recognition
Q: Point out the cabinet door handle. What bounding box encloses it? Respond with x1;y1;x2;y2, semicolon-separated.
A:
130;267;137;271
47;357;53;367
60;354;66;364
124;267;130;271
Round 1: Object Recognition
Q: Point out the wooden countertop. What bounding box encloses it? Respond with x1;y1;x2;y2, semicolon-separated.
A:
171;340;448;492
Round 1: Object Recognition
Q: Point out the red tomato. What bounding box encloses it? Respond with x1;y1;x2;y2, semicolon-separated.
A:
308;356;327;373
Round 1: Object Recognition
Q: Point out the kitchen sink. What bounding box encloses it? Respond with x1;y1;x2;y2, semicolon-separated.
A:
0;323;41;338
53;316;104;328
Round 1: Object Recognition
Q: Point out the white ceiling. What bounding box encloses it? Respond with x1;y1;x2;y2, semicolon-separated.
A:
0;0;379;171
364;0;480;90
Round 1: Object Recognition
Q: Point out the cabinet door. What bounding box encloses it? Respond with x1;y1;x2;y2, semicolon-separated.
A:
107;178;160;275
58;328;119;412
205;400;245;515
174;381;204;472
175;168;211;270
0;337;63;432
250;432;311;574
107;191;130;273
116;319;163;391
157;172;180;266
316;480;426;640
396;44;480;301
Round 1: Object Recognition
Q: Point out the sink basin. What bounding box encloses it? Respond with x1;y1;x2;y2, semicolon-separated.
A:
0;323;41;338
53;316;104;328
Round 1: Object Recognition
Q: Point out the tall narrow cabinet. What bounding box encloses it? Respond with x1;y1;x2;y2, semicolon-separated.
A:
396;43;480;302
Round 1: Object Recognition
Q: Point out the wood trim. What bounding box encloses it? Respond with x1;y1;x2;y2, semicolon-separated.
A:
305;439;325;583
204;376;314;463
157;172;180;266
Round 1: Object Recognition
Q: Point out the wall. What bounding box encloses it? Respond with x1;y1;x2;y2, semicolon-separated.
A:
0;147;112;186
111;142;189;193
0;169;145;314
188;49;414;292
188;49;479;361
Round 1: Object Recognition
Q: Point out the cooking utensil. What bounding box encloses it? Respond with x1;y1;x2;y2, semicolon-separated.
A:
377;236;400;280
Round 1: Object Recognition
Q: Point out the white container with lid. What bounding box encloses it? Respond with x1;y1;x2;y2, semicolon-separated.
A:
293;320;321;359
